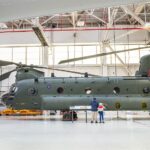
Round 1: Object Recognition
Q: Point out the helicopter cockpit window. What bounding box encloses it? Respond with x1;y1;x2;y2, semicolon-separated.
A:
57;87;64;94
24;69;29;72
10;85;18;94
28;88;38;96
113;87;120;94
85;88;92;94
143;87;149;94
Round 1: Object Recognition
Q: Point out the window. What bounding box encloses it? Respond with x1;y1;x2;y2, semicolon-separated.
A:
27;47;40;65
113;87;120;94
69;46;82;64
128;45;139;64
54;46;68;64
10;84;18;94
83;46;96;64
85;88;92;94
143;87;149;94
13;47;25;64
0;48;12;61
57;87;64;94
28;88;38;96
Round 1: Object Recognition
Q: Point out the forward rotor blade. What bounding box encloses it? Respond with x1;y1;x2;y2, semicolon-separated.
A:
0;69;16;81
0;60;18;67
27;65;99;76
0;60;98;76
59;46;150;64
14;64;98;76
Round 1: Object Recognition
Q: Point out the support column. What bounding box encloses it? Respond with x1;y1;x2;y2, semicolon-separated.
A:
42;46;48;66
101;44;108;76
42;46;49;76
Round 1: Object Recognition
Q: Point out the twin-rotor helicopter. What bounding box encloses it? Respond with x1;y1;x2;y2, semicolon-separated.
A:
1;46;150;112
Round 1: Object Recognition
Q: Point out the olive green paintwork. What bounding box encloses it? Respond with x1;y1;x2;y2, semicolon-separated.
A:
136;54;150;76
16;68;44;81
3;76;150;111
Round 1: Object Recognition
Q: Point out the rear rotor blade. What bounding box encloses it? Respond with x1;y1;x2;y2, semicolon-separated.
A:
59;46;150;64
0;69;16;81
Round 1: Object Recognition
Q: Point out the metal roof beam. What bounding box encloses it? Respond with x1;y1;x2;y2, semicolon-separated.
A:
32;18;50;46
71;12;78;28
130;4;145;24
41;15;58;25
32;25;50;46
104;7;119;41
113;5;146;41
86;11;107;24
122;5;145;25
135;4;144;13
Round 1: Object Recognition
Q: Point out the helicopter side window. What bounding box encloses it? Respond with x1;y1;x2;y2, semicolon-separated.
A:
85;88;92;94
57;87;64;94
113;87;120;94
28;88;38;96
143;87;149;94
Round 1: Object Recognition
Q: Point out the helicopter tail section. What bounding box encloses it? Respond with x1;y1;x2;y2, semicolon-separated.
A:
135;54;150;77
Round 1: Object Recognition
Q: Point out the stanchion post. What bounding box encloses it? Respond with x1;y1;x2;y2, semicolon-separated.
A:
72;110;73;123
85;110;87;123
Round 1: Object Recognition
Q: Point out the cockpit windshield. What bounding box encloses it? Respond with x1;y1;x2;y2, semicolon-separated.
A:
9;84;18;94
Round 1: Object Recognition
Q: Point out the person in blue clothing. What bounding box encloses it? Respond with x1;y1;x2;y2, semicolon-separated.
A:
90;97;99;123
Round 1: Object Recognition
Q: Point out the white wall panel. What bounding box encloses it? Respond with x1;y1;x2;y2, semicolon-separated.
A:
0;30;147;45
0;32;40;45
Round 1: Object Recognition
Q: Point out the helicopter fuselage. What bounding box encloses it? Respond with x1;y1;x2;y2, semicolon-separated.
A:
2;76;150;110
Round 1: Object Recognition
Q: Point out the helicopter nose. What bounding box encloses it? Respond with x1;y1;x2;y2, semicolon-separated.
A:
1;93;14;106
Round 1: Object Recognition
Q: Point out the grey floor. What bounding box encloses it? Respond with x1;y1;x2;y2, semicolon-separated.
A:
0;112;150;150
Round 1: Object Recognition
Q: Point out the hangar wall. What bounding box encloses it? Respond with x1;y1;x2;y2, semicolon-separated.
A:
0;28;147;45
0;27;147;93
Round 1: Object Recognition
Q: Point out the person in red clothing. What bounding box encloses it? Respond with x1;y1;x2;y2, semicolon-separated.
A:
98;103;105;123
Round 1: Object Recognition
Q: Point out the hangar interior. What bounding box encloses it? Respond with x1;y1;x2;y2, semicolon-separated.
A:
1;2;150;92
1;2;150;150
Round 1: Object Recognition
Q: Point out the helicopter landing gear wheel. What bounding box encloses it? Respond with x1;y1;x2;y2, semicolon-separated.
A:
62;110;78;121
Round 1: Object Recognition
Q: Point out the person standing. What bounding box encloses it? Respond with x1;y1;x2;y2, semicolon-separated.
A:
98;103;105;123
90;97;99;123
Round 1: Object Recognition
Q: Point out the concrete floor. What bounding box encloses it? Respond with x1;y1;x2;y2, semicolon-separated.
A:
0;111;150;150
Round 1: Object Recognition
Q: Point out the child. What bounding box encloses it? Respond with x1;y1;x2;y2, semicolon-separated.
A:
98;103;105;123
